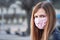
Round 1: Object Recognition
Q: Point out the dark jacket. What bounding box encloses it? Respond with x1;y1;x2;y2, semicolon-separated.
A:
49;26;60;40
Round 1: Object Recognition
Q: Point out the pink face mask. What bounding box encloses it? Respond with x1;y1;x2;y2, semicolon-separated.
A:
34;17;47;29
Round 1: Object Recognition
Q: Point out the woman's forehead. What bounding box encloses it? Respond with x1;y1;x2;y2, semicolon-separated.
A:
34;8;47;16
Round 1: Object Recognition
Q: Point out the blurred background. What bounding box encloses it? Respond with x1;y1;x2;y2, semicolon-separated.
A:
0;0;60;40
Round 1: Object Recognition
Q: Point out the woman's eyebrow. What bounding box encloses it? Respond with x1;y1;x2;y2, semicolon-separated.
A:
39;14;47;16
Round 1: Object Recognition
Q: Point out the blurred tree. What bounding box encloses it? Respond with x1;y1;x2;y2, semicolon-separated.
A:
50;0;60;9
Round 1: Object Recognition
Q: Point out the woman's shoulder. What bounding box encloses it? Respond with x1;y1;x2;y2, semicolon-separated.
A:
49;27;60;40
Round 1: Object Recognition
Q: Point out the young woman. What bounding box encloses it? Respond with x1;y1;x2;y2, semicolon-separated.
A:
30;1;56;40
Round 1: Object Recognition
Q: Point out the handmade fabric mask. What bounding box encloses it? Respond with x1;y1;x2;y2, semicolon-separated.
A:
34;17;47;29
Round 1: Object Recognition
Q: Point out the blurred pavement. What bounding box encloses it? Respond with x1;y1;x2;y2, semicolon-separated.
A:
0;31;30;40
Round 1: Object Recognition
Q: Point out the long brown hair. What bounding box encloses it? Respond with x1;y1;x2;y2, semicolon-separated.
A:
30;1;56;40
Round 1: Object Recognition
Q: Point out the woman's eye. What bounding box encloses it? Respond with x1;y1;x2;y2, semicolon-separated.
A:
35;16;38;18
39;15;46;17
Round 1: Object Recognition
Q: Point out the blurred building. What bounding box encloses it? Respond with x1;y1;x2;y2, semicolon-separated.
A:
0;0;28;36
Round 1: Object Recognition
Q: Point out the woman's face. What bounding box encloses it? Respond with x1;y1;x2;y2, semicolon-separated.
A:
34;8;48;29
